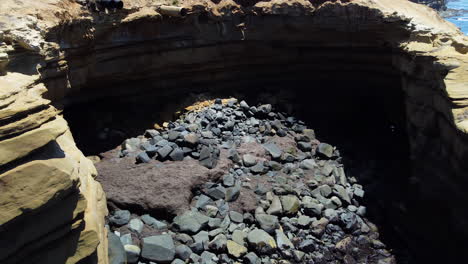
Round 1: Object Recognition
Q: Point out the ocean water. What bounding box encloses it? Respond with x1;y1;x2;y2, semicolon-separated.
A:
446;0;468;34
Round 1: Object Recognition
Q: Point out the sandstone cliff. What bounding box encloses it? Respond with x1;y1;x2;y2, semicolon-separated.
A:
0;0;467;263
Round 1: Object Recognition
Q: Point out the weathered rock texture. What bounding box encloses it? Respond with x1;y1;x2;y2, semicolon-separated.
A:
0;3;109;264
0;0;467;263
96;148;232;216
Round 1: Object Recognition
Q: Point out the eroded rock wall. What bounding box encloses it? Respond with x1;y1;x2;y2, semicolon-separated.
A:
0;2;109;263
0;74;108;264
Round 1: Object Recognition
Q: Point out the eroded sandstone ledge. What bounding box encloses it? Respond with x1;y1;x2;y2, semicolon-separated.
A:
0;0;467;263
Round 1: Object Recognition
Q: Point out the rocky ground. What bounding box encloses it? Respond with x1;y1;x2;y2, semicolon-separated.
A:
98;99;396;264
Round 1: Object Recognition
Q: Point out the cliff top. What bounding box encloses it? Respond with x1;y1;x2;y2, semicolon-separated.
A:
0;0;464;36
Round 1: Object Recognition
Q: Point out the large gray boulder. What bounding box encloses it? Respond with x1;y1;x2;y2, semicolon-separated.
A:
263;142;282;159
108;232;127;264
141;235;176;263
255;214;279;234
173;211;209;234
317;143;334;158
247;229;277;254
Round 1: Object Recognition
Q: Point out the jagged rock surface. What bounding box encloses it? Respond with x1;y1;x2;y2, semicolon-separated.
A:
0;0;467;263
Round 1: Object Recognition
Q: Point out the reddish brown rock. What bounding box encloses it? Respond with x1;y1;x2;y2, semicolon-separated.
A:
96;148;232;216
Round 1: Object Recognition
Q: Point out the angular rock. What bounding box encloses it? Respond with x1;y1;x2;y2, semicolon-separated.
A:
228;148;241;163
200;251;217;264
240;100;250;110
313;185;332;198
298;239;315;252
128;218;144;233
171;259;185;264
340;212;359;231
122;138;141;153
223;174;235;187
208;217;222;229
196;194;213;209
317;143;334;158
208;234;227;252
323;208;339;222
302;197;324;216
275;229;294;250
255;214;279;234
173;211;209;234
199;145;219;169
242;154;257;167
244;252;260;264
297;142;312;152
206;185;226;200
229;211;244;223
169;148;185;161
120;233;133;246
108;232;127;264
232;230;247;246
263;142;282;159
225;185;241;202
280;195;300;215
303;129;315;140
141;235;175;263
311;217;329;237
266;196;283;215
110;210;131;226
175;244;192;260
227;240;248;258
184;133;199;145
136;152;151;163
334;185;351;204
193;230;210;251
157;145;173;160
141;214;167;229
124;244;141;263
300;159;316;170
297;215;313;228
250;162;266;174
247;229;277;254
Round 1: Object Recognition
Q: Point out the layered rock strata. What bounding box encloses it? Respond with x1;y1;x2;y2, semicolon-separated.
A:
0;0;467;263
0;75;108;263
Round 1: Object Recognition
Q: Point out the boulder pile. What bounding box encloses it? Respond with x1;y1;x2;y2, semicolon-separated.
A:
105;99;395;264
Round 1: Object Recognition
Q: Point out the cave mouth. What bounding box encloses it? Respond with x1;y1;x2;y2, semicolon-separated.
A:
63;58;416;262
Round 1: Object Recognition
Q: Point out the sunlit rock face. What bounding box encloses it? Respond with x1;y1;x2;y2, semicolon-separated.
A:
0;0;467;263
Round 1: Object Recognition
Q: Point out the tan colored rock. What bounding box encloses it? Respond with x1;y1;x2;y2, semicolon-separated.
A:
0;116;68;166
56;130;109;264
0;159;77;224
0;106;58;139
227;240;248;258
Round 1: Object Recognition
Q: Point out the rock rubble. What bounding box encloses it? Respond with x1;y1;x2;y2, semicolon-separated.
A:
106;99;395;264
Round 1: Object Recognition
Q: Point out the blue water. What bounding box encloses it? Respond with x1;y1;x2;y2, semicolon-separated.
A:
446;0;468;34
